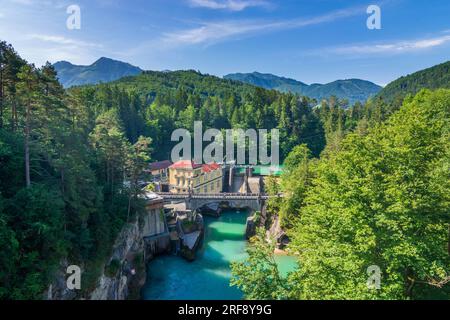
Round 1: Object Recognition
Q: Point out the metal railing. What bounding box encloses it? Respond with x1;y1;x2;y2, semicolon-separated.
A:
155;192;272;200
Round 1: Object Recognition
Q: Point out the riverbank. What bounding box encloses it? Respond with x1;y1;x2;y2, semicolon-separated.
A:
274;248;289;255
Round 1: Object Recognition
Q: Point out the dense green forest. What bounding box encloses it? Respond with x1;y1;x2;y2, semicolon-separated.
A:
0;39;448;300
377;61;450;102
0;41;332;299
71;69;398;162
71;70;327;160
232;89;450;300
0;42;150;299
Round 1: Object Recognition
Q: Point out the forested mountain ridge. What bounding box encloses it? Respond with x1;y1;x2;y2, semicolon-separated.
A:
376;60;450;101
70;67;406;163
223;72;308;92
53;57;142;88
1;39;449;300
305;79;382;105
53;56;382;104
71;69;328;161
224;72;382;104
106;69;259;101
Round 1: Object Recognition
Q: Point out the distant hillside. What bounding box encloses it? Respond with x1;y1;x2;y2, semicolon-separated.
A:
377;61;450;101
224;72;308;93
304;79;382;105
99;69;258;101
53;57;142;88
224;72;382;104
75;69;328;159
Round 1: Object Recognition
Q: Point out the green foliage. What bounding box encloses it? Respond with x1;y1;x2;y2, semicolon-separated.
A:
264;176;282;225
377;61;450;102
1;40;449;301
0;196;19;299
73;69;327;159
2;184;66;299
144;183;155;192
105;259;121;278
0;42;152;299
286;89;450;300
237;90;449;301
231;229;289;300
279;145;315;228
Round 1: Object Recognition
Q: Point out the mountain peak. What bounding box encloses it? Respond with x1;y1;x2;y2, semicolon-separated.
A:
53;60;74;67
94;56;111;62
53;57;142;88
93;57;121;64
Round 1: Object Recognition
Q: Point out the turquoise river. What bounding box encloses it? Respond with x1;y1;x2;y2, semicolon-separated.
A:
142;210;297;300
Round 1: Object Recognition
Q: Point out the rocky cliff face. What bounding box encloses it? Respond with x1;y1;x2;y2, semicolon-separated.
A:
245;203;289;249
89;219;146;300
46;212;170;300
245;215;257;240
266;214;289;249
45;259;78;300
90;273;130;300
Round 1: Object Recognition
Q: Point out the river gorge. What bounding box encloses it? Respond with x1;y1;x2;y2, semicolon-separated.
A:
142;209;297;300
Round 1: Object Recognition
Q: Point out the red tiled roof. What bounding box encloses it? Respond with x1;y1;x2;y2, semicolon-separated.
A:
169;160;221;172
169;160;202;169
150;160;172;171
201;163;221;173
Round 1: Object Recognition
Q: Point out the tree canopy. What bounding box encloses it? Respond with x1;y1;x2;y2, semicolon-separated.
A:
233;89;450;300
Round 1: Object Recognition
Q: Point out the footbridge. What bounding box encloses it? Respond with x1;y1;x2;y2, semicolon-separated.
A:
156;192;271;212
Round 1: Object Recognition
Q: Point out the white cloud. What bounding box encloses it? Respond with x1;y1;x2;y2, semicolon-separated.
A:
23;34;104;65
329;34;450;55
9;0;34;5
163;6;365;46
1;38;99;66
27;34;103;48
0;1;102;66
188;0;271;11
8;0;67;6
0;30;105;65
163;21;272;45
27;46;97;66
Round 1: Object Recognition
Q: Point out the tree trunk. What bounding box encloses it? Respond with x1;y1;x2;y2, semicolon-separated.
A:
110;164;114;205
12;98;18;132
406;279;414;299
404;268;415;299
127;194;132;223
106;161;109;185
60;167;65;197
25;100;31;188
448;224;450;256
0;66;3;129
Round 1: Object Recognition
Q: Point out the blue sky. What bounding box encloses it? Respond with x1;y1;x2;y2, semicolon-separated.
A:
0;0;449;85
